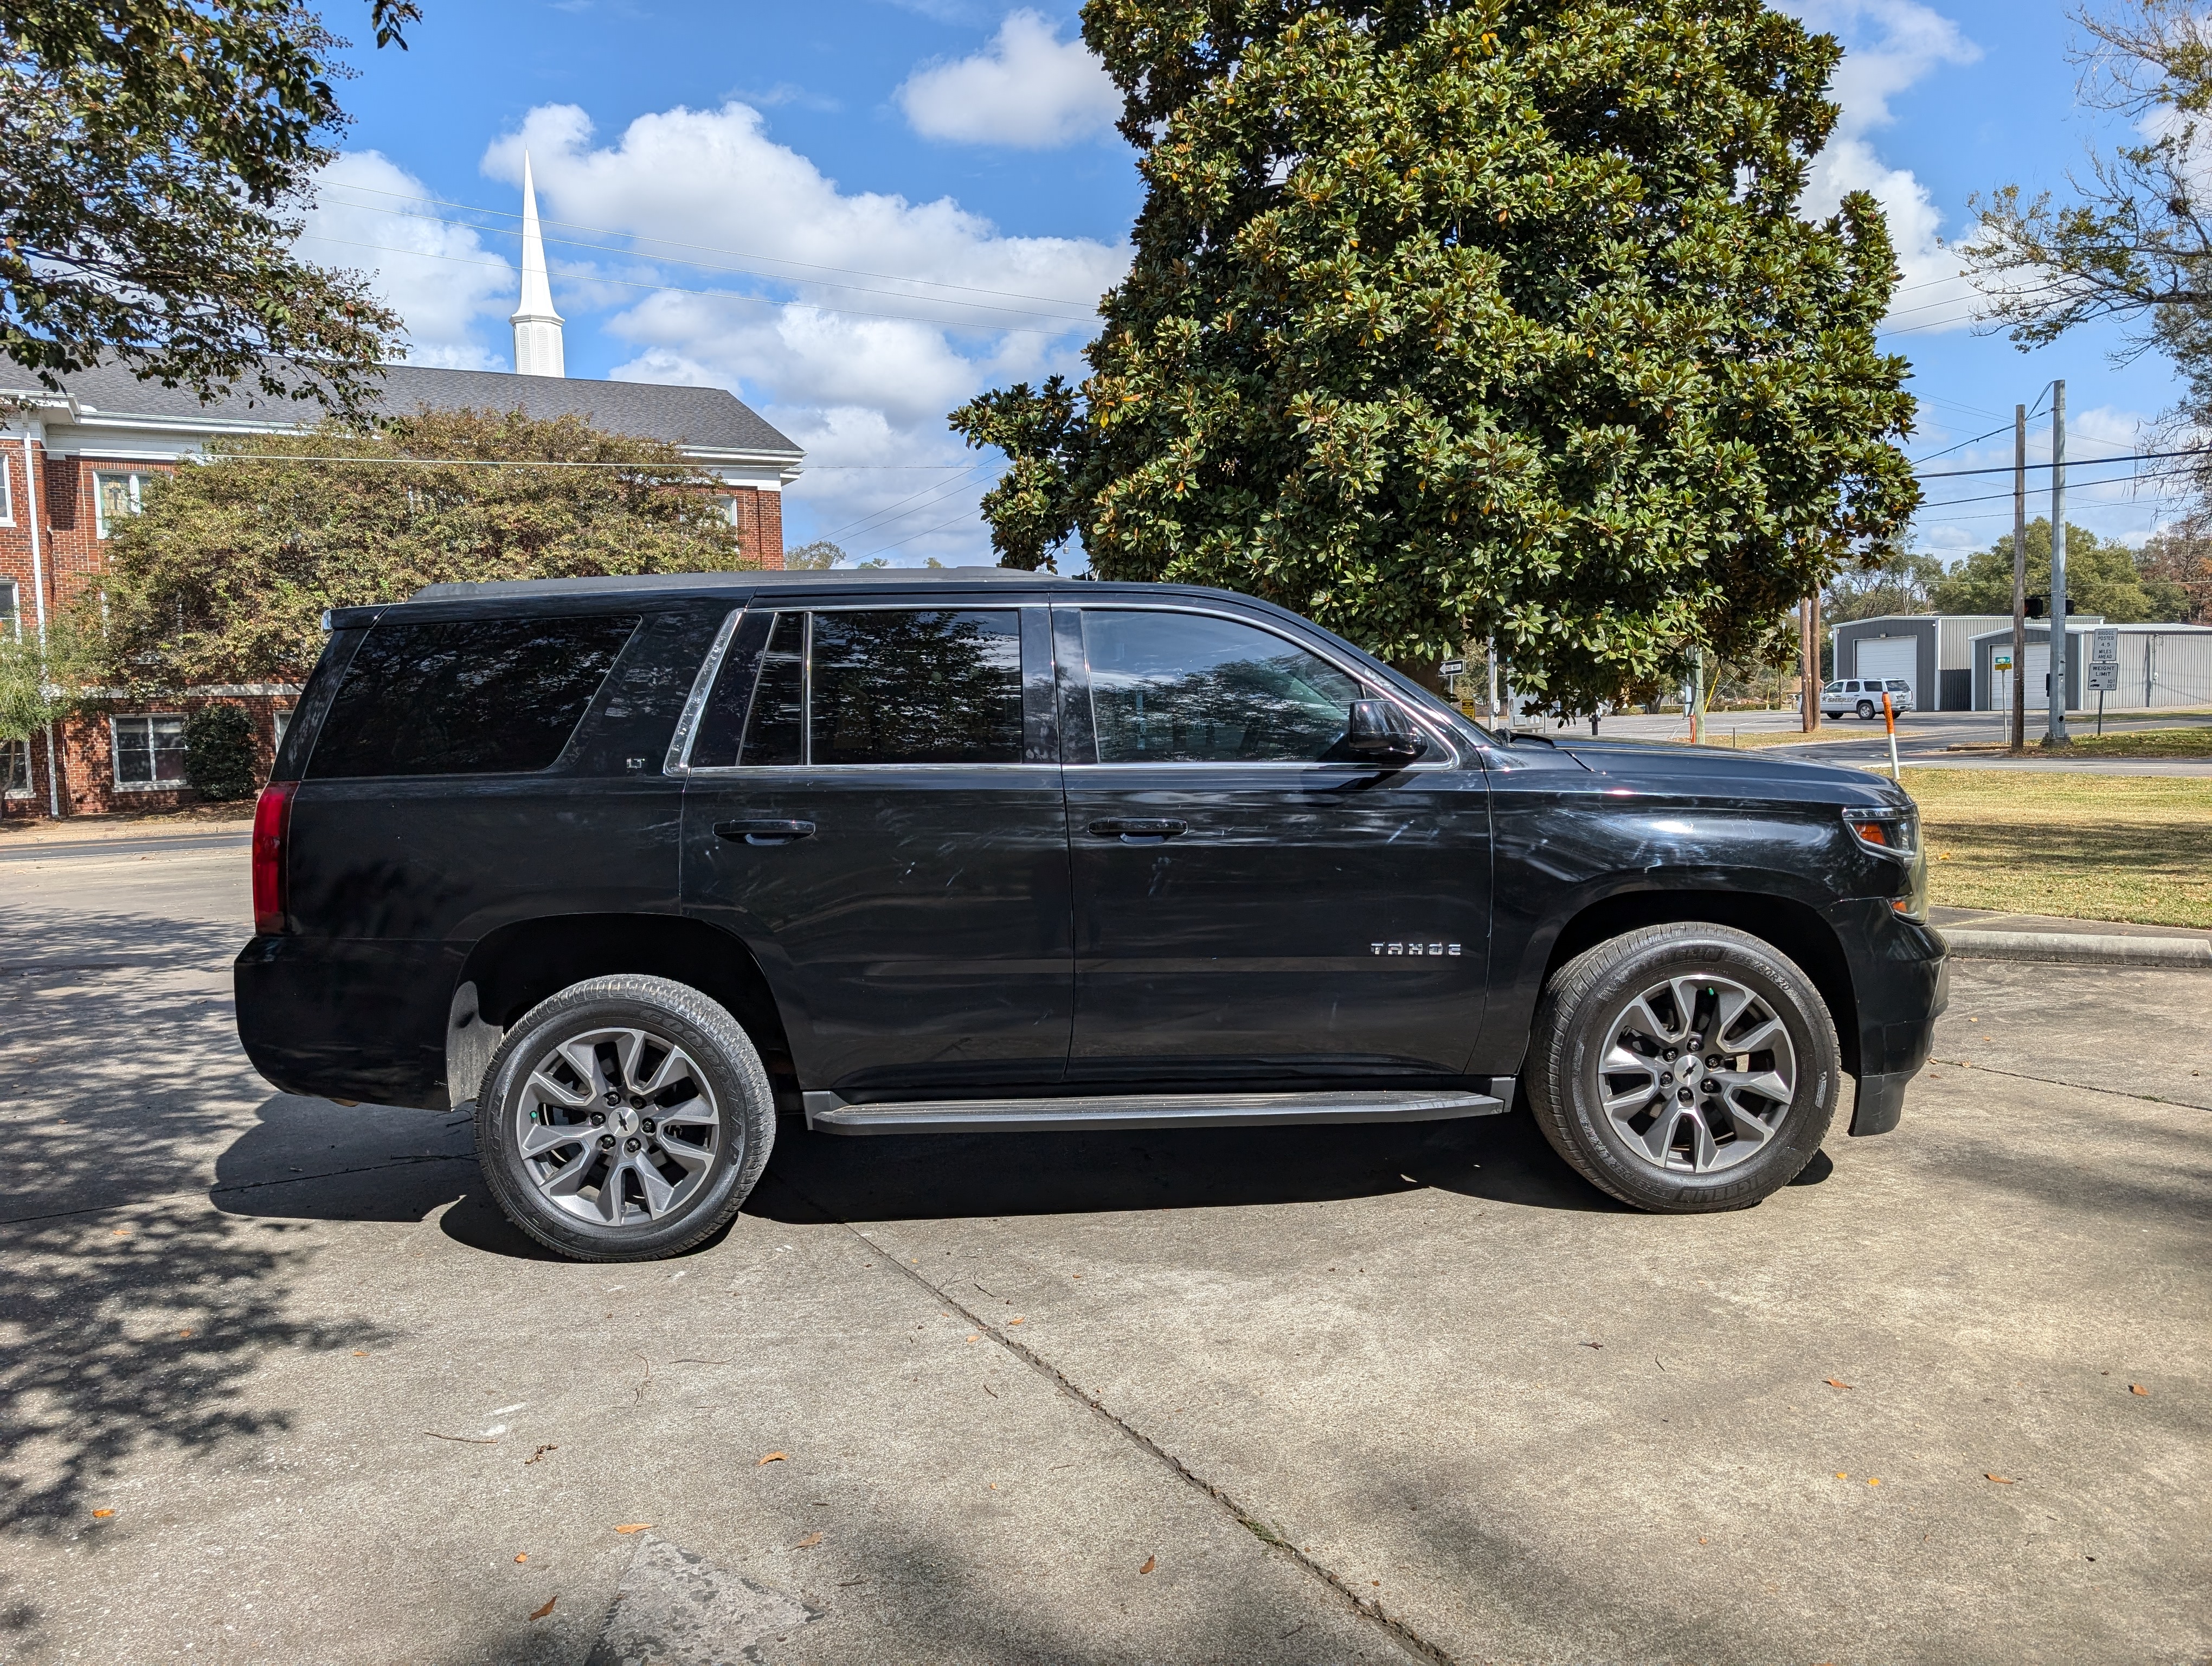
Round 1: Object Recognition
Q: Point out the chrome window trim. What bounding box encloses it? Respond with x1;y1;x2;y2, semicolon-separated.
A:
1062;601;1465;771
664;607;744;775
676;761;1061;778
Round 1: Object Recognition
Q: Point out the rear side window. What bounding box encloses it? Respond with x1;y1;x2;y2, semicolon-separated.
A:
308;614;639;778
810;610;1021;764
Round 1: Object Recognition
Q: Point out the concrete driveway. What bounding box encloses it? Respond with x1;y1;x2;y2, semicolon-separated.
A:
1;828;2205;1665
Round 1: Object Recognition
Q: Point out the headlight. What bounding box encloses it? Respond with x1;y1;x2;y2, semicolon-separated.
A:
1843;804;1917;861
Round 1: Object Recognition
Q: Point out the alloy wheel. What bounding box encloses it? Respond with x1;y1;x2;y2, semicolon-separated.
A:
1594;973;1797;1174
512;1026;722;1226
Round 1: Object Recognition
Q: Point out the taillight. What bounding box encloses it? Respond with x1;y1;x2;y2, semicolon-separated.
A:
252;781;297;935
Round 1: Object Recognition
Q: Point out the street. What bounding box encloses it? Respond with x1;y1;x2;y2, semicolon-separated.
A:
1563;708;2212;777
0;828;2205;1665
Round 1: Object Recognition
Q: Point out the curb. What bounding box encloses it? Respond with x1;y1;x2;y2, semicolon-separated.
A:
1941;928;2212;969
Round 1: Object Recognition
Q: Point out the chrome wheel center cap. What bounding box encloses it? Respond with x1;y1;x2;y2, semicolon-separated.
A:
612;1107;640;1137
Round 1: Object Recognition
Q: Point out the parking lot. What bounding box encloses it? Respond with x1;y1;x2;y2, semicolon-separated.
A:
1;825;2205;1665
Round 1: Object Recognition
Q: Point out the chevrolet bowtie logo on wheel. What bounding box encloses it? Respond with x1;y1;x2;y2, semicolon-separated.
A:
1372;943;1463;956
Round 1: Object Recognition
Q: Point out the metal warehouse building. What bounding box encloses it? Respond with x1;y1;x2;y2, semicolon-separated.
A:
1830;614;2012;711
1967;621;2212;713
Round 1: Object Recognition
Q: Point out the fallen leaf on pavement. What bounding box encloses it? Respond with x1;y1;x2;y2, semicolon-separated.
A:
1985;1475;2015;1484
178;1330;191;1338
795;1532;822;1549
352;1350;366;1357
1824;1379;1853;1390
515;1553;528;1563
613;1523;653;1534
1835;1472;1848;1480
1580;1341;1603;1350
111;1229;129;1237
2130;1385;2149;1396
1867;1477;1881;1486
91;1509;113;1519
966;1334;980;1343
1139;1556;1156;1574
758;1451;788;1466
1008;1317;1024;1327
528;1597;555;1621
525;1444;557;1465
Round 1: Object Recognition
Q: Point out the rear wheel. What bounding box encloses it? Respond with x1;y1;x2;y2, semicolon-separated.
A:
1527;924;1837;1213
474;975;775;1261
1856;699;1876;719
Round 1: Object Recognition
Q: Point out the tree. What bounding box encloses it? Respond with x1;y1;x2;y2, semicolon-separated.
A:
1929;517;2190;621
1;2;420;414
2137;525;2212;620
1823;549;1946;623
93;408;753;689
1959;3;2212;518
950;0;1920;715
182;703;261;800
0;617;98;746
786;540;848;570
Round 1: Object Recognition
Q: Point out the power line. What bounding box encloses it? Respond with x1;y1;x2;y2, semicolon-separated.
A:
1915;446;2201;479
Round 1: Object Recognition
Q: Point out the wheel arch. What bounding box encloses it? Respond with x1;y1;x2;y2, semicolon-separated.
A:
1535;890;1860;1077
454;913;796;1093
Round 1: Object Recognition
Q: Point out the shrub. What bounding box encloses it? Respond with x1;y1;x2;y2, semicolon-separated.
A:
183;703;261;800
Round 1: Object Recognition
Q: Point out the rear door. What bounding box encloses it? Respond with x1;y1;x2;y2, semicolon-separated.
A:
1056;603;1489;1085
677;598;1071;1098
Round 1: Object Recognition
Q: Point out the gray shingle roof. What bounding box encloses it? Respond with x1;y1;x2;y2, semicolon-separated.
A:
43;360;801;458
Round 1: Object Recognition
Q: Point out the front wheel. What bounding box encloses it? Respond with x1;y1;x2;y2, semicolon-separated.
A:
474;975;775;1261
1856;700;1876;719
1527;924;1838;1213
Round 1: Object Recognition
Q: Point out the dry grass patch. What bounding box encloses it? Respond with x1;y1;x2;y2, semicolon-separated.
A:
1901;768;2212;927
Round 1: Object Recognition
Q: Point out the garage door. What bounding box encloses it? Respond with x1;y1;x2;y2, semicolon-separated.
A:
1855;637;1918;704
1994;644;2050;710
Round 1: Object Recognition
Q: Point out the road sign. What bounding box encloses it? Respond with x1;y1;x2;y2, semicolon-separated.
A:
1992;652;2012;674
2087;658;2120;693
2091;626;2120;666
1438;658;1467;676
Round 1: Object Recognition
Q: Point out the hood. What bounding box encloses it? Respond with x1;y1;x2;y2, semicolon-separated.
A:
1540;738;1911;806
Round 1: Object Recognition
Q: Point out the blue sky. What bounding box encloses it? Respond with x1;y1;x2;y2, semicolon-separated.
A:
302;0;2182;566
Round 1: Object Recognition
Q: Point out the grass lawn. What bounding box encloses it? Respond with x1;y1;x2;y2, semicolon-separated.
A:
1900;768;2212;928
2037;727;2212;759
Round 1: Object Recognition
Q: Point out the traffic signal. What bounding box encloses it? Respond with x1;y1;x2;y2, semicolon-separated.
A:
2024;595;2078;619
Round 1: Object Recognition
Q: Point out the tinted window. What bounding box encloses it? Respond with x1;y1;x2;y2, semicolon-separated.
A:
1082;611;1365;764
811;610;1022;765
740;612;805;766
309;614;638;778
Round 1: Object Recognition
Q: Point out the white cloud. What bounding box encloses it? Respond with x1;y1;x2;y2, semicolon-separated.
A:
484;101;1123;562
296;150;517;370
897;11;1122;149
1790;1;1981;331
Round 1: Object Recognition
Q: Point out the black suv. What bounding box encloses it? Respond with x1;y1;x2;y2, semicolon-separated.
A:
236;569;1946;1260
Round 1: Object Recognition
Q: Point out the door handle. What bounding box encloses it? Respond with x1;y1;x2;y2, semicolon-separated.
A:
715;818;816;846
1088;817;1187;842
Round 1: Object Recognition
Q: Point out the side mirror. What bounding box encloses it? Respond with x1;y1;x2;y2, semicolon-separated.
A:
1347;699;1429;764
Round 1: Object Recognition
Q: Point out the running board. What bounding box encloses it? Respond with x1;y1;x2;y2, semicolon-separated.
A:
802;1084;1510;1135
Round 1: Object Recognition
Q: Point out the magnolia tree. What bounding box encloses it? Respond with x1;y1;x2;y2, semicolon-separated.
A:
952;0;1921;714
94;408;751;690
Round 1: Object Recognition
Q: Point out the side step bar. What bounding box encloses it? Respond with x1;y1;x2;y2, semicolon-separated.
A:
802;1082;1512;1136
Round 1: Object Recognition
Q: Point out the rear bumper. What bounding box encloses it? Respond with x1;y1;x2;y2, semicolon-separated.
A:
1826;901;1949;1137
234;935;455;1110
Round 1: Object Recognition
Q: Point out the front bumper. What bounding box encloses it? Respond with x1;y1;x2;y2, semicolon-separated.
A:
1825;901;1949;1137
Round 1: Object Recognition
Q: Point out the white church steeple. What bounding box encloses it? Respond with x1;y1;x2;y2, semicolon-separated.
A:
510;153;565;377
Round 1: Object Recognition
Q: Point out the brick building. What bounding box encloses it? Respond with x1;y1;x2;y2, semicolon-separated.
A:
1;157;802;820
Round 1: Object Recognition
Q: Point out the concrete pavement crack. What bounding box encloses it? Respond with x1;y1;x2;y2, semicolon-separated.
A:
760;1172;1455;1666
1926;1056;2212;1112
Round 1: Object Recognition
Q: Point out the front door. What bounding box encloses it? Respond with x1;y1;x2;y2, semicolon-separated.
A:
679;600;1071;1098
1057;604;1490;1086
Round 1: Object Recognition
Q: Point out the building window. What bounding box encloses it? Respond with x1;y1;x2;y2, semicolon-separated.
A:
0;449;13;526
93;470;158;537
713;494;742;528
2;738;29;797
0;579;17;639
112;714;188;789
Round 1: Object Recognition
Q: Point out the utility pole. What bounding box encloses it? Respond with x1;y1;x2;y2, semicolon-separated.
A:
2048;381;2069;745
2010;402;2027;752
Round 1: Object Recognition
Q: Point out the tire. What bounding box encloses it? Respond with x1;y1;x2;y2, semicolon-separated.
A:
474;975;775;1261
1856;700;1875;719
1526;924;1838;1213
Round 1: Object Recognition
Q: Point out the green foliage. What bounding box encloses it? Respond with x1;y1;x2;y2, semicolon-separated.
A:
951;0;1919;715
1823;549;1946;623
93;408;753;689
786;540;847;570
0;1;410;412
182;703;260;801
1930;518;2191;622
0;618;99;744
